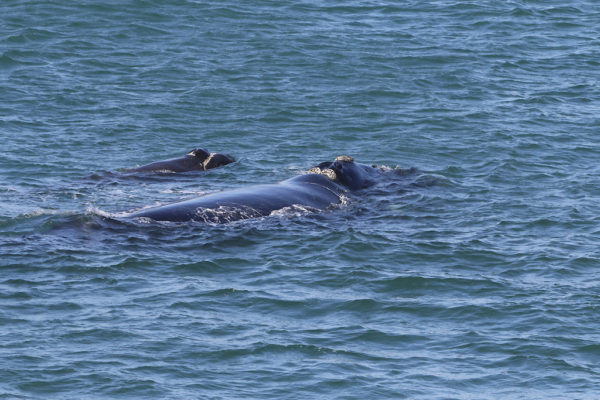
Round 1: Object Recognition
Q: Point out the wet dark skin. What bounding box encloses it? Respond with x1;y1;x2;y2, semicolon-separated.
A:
129;156;388;223
124;148;235;173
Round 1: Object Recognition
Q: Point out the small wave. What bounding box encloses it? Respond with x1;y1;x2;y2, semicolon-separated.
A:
390;166;419;176
20;208;63;218
0;185;21;194
158;188;209;195
410;173;452;188
0;53;20;70
85;206;113;219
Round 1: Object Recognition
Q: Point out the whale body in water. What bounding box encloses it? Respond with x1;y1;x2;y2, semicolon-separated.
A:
128;156;389;223
124;148;234;173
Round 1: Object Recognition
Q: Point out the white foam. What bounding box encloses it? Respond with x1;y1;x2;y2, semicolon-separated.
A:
193;205;263;224
269;204;319;218
85;206;113;218
22;208;61;217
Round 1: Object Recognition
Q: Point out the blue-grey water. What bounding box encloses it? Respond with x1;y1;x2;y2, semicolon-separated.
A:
2;1;600;398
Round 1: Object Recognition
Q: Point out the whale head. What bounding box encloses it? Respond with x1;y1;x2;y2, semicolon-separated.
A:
203;152;235;170
186;148;235;170
309;155;377;190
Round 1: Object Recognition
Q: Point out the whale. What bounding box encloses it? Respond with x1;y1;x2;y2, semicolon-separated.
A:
124;148;235;173
128;156;388;223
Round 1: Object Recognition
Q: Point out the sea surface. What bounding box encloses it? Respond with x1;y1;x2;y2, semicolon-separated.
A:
2;1;600;398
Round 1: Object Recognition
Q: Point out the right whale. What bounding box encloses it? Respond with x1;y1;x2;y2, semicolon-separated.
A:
127;155;391;223
124;148;235;173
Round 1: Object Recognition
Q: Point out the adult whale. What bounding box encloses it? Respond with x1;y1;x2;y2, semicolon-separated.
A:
128;156;388;223
124;148;235;173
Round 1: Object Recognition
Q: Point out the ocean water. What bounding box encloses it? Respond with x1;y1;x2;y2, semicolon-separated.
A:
1;0;600;398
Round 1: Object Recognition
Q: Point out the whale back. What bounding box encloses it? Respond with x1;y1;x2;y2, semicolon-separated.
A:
130;173;344;223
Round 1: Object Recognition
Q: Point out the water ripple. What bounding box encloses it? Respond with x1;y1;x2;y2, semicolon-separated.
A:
2;0;600;398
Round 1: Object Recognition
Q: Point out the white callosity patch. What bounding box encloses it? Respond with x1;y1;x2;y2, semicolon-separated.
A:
307;167;337;181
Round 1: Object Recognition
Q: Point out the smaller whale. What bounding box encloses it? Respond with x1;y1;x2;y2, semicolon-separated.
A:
128;156;390;223
124;148;235;173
